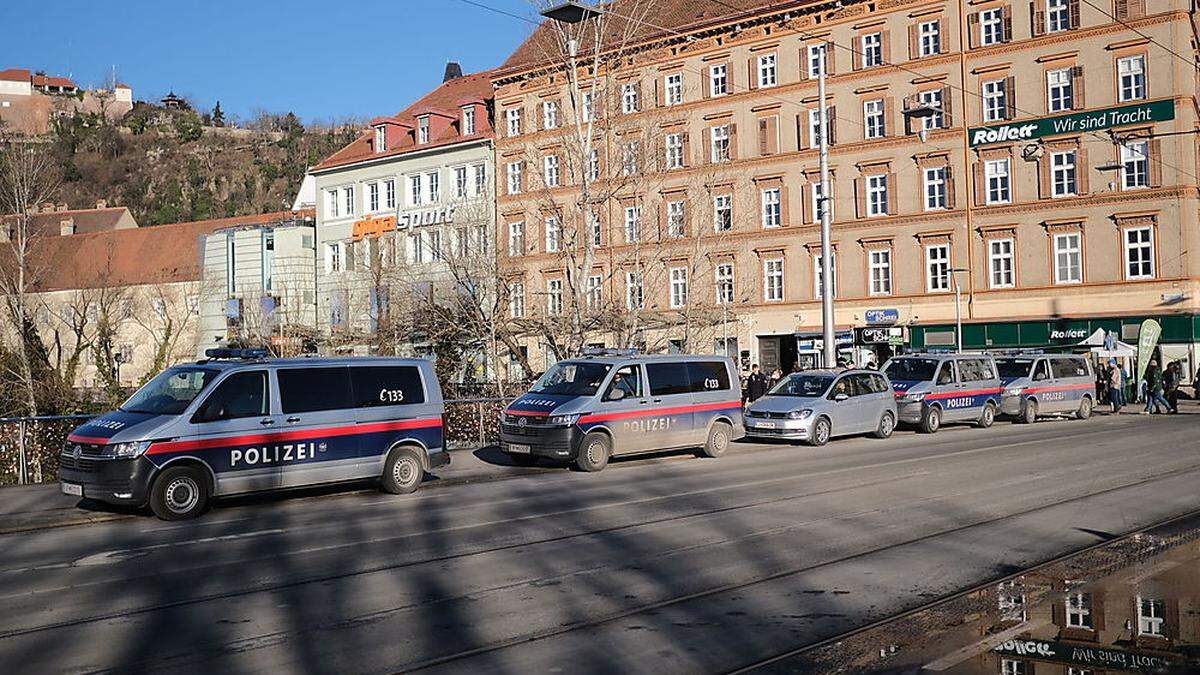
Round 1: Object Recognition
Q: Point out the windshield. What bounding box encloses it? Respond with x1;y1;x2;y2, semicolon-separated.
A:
529;361;612;397
884;358;940;382
768;374;834;397
995;358;1035;379
121;367;219;415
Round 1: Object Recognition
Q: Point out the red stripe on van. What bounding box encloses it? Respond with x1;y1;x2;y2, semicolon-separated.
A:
503;409;551;417
578;400;741;424
924;387;1003;400
145;417;442;455
66;434;111;445
1024;383;1094;395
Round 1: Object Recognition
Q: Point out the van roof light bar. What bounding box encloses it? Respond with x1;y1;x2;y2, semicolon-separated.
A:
204;348;270;360
580;347;641;357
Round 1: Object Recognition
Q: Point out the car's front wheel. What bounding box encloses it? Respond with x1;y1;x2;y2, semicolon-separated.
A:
874;411;896;439
575;432;611;472
149;465;209;521
381;446;425;494
808;417;831;446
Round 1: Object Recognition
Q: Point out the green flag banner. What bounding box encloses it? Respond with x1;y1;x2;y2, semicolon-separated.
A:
1135;319;1162;385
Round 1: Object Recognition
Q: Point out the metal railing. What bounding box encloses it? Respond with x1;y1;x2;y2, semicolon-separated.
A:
0;398;516;487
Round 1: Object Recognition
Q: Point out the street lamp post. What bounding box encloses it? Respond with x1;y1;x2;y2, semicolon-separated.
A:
950;267;968;353
817;42;835;368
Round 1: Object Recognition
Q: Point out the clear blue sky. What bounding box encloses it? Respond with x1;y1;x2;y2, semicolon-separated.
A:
0;0;541;124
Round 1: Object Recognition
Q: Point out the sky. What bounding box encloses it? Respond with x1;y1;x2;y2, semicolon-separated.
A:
0;0;542;124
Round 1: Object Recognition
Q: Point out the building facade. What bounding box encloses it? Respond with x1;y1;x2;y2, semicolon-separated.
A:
491;0;1200;376
0;67;133;135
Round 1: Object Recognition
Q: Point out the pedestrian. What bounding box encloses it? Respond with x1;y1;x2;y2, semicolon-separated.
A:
746;364;769;403
1107;360;1123;414
769;367;783;388
1142;360;1170;414
1164;362;1181;413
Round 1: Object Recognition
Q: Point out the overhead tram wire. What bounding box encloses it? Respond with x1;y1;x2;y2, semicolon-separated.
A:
1076;0;1199;74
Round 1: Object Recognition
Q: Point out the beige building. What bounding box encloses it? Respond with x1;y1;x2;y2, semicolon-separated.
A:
0;67;133;136
492;0;1200;375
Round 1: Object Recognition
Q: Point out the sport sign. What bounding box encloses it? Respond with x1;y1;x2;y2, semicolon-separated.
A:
968;99;1175;147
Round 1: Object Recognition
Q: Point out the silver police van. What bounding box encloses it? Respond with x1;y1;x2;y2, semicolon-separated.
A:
499;351;745;471
883;353;1003;433
996;353;1096;422
59;350;448;520
745;369;897;446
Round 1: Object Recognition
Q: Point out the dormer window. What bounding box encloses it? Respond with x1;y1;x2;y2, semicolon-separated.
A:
418;116;430;144
462;106;476;135
374;125;387;153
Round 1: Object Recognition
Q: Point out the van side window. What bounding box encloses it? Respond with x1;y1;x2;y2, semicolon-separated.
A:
351;366;426;407
1051;358;1087;379
958;359;988;382
605;365;643;400
936;362;956;385
687;361;730;392
192;370;269;423
278;367;353;413
646;362;691;396
1032;360;1050;381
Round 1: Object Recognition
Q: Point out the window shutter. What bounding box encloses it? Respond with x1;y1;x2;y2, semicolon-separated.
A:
1093;593;1107;632
973;162;985;206
1148;138;1163;187
938;17;950;52
701;127;711;164
801;184;812;223
1051;599;1065;628
852;36;863;70
1165;599;1181;640
1129;0;1146;18
941;86;953;127
1114;0;1129;19
1068;0;1081;28
758;118;769;155
324;243;333;273
1071;65;1086;109
1004;76;1017;120
729;123;738;160
634;81;643;111
903;96;914;135
909;23;919;60
1032;1;1046;37
945;164;956;209
887;172;898;215
968;13;980;49
1038;156;1051;199
881;30;892;65
780;185;790;226
654;77;663;107
854;177;866;218
825;46;835;75
1077;146;1090;194
681;132;691;167
883;96;895;137
702;69;712;98
748;57;758;90
767;116;779;154
797;114;809;150
1001;5;1013;42
827;106;838;145
800;49;810;80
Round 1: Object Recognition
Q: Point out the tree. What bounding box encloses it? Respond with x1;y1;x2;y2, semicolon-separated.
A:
212;101;226;127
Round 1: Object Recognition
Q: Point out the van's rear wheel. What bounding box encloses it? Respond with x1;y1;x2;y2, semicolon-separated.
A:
575;432;611;472
874;412;896;439
920;406;941;434
977;402;996;428
698;421;732;458
381;447;424;494
1076;396;1093;420
150;466;209;521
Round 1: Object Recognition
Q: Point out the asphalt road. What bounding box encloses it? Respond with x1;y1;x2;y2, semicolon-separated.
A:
0;412;1197;674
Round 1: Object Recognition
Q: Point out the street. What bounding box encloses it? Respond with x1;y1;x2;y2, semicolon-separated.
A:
0;412;1197;674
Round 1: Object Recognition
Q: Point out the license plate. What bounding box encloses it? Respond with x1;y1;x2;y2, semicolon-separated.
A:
508;443;531;454
754;421;777;429
61;482;82;497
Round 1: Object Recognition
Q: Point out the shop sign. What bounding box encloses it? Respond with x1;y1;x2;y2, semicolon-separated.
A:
1049;328;1089;341
865;309;899;325
968;99;1175;147
858;327;903;345
397;205;456;230
992;638;1178;672
351;215;397;240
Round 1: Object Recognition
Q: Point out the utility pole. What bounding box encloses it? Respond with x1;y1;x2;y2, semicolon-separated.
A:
817;42;836;368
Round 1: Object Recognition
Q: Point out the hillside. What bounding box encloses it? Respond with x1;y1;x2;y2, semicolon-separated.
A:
46;105;360;225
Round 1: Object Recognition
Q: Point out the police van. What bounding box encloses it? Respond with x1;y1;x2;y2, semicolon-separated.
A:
58;350;448;520
995;353;1095;422
883;353;1003;433
499;351;744;471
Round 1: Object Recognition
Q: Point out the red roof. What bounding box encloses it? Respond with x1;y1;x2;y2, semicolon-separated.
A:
31;74;77;89
313;69;496;172
0;68;32;83
2;206;135;236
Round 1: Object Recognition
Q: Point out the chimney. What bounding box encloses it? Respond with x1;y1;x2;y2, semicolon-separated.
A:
443;61;463;83
59;217;75;236
56;202;68;212
95;198;107;209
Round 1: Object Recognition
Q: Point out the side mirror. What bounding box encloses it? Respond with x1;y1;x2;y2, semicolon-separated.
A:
834;392;850;402
605;388;626;402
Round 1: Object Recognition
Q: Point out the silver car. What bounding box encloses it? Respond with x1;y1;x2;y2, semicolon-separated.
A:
744;369;898;446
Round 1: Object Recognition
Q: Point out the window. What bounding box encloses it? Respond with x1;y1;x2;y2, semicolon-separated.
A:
862;32;883;67
384;179;395;209
919;20;941;56
622;140;640;176
864;99;885;139
225;232;236;295
665;73;683;105
711;124;731;163
508;221;525;257
462;106;476;135
669;267;689;308
714;194;733;231
368;182;380;212
919;89;944;130
667;200;686;237
278;367;353;414
626;271;644;309
1047;68;1073;112
1054;232;1082;284
262;230;274;292
665;133;684;169
764;259;785;301
982;79;1007;122
1047;0;1070;32
374;126;387;153
410;175;423;205
688;361;732;392
980;8;1004;46
624;205;642;242
758;53;778;87
647;362;692;396
761;188;781;228
589;212;602;246
924;166;947;210
544;216;561;252
417;116;430;144
1124;226;1154;279
543;155;560;187
410;233;424;264
509;281;525;318
586;274;603;308
1118;55;1146;101
989;238;1015;288
1137;597;1165;637
813;253;837;298
546;279;563;315
350;366;426;408
326;189;339;219
716;263;735;304
1001;659;1028;675
454;226;470;257
192;370;269;422
581;91;596;122
869;249;892;295
926;244;951;292
1066;592;1093;629
606;365;643;399
621;82;639;113
505;107;522;136
1051;150;1077;197
327;242;342;272
473;164;487;196
426;171;440;202
710;63;728;96
806;43;827;79
426;230;442;262
542;100;558;129
1121;141;1149;189
452;167;468;199
985;159;1011;204
811;181;833;223
343;186;355;215
866;174;889;217
506;161;523;194
586;148;600;182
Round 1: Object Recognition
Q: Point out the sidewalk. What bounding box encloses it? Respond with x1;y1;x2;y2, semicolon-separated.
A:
0;446;542;535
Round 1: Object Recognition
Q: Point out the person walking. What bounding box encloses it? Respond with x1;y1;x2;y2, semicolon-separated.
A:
1107;360;1123;414
1142;360;1170;414
1164;362;1181;413
745;364;769;403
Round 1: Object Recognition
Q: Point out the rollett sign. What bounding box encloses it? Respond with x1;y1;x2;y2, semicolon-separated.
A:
969;99;1175;147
